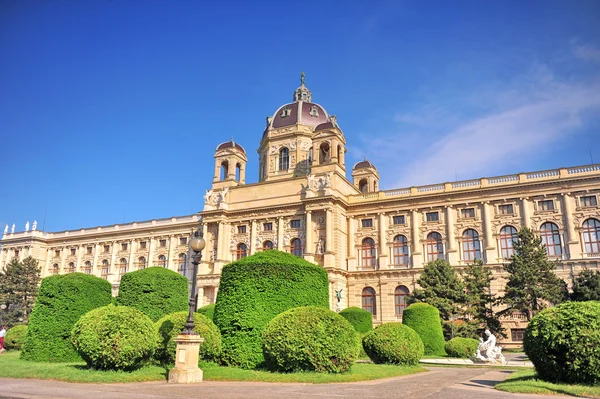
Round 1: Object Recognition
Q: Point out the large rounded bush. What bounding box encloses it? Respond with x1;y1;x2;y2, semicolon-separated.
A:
5;325;28;350
71;305;157;371
362;323;424;365
21;273;112;362
524;301;600;385
445;337;479;358
155;311;221;364
402;303;445;356
214;251;329;369
197;304;215;320
262;306;359;373
339;307;373;333
116;267;188;322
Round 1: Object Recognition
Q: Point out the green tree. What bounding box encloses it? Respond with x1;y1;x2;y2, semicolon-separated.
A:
462;260;504;337
571;269;600;301
499;227;566;321
0;256;41;327
407;259;466;320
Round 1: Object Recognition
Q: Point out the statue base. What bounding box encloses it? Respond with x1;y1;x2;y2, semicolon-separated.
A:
168;333;205;384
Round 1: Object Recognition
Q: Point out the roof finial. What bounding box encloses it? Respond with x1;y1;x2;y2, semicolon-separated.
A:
300;71;305;86
230;136;235;145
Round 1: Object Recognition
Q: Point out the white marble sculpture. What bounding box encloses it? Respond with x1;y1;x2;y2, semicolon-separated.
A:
472;329;507;365
204;189;213;204
3;225;8;235
11;224;15;234
306;174;314;191
32;220;37;231
25;221;30;232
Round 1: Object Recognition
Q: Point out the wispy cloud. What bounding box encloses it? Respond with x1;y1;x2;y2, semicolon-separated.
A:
573;44;600;63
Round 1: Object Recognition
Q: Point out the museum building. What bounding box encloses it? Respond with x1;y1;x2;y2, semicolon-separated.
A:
2;77;600;345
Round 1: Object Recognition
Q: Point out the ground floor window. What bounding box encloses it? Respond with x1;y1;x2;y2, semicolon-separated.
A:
511;328;525;342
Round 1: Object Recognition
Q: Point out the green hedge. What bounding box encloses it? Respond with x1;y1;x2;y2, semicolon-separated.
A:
524;301;600;385
21;273;112;362
71;305;156;370
339;307;373;333
116;267;189;322
262;306;359;373
5;325;28;350
362;323;424;365
445;337;479;358
197;304;215;320
402;303;445;356
213;250;329;369
155;311;221;364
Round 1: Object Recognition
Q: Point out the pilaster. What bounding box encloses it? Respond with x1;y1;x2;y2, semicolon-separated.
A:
304;211;314;263
562;193;580;258
250;220;257;255
410;210;422;268
347;217;356;271
446;206;458;264
324;209;335;267
277;217;284;250
482;202;497;262
521;197;532;228
378;213;388;269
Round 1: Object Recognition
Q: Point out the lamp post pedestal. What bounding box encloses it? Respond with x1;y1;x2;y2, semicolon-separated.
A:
168;334;205;383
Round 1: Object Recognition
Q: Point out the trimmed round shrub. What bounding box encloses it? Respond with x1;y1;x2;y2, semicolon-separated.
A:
402;303;445;356
155;311;221;364
214;250;329;369
524;301;600;385
339;307;373;333
71;305;157;371
262;306;359;373
445;337;479;358
116;267;188;322
362;323;424;365
197;304;215;320
4;325;28;350
21;273;112;362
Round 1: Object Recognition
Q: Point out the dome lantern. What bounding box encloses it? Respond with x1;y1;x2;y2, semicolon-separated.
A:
293;72;312;102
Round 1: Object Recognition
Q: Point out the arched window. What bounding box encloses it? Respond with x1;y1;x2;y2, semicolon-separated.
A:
235;163;241;181
52;264;59;275
462;229;481;261
361;237;376;268
582;218;600;254
290;238;303;257
395;285;410;316
158;255;167;268
67;262;75;273
359;179;368;193
84;261;92;275
101;260;109;279
392;235;409;266
279;147;289;171
138;256;146;269
337;145;342;166
220;160;229;181
499;226;518;258
235;243;247;260
362;287;377;315
263;240;274;250
178;253;187;275
426;232;444;262
319;142;330;164
118;258;128;281
540;222;562;257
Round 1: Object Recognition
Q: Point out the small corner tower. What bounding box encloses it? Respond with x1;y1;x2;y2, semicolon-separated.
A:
352;159;380;193
213;138;248;189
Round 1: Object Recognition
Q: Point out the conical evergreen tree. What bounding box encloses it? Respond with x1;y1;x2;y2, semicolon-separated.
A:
0;256;41;326
463;259;504;336
499;227;565;321
571;269;600;301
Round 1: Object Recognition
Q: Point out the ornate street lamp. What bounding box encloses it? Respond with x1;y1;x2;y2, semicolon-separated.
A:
183;232;206;334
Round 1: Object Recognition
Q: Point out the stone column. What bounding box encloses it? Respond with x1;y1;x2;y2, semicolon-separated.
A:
324;209;335;267
562;193;580;259
410;210;422;268
521;197;532;228
277;217;284;250
93;245;100;276
148;238;156;269
250;220;257;255
201;224;210;274
347;217;356;271
168;236;177;270
482;202;497;263
76;245;83;271
378;213;388;269
214;222;228;274
304;211;314;263
128;239;135;272
446;206;458;264
60;247;67;273
109;243;117;281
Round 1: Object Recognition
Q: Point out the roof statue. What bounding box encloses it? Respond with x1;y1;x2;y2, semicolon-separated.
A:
300;71;306;86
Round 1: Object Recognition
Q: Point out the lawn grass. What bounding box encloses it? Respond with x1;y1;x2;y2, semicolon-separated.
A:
0;351;426;384
496;369;600;398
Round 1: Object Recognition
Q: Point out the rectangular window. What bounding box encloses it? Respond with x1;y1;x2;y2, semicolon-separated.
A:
290;219;301;229
361;219;373;228
70;248;76;256
55;250;61;257
87;247;93;255
498;204;514;215
461;208;475;218
103;245;110;253
538;200;554;211
392;215;405;225
14;250;19;258
580;195;598;207
237;225;247;234
159;239;167;247
511;328;526;342
140;241;147;249
121;243;128;251
426;212;439;222
179;237;188;246
263;222;273;231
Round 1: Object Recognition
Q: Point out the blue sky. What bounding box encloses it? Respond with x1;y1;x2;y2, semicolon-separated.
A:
1;0;599;233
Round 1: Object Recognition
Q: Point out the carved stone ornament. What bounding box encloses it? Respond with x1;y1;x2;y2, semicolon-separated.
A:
300;140;311;151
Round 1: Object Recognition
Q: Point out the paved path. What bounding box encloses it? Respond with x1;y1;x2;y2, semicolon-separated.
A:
0;367;572;399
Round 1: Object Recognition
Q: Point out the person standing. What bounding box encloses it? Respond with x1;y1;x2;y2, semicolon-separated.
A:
0;325;6;352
